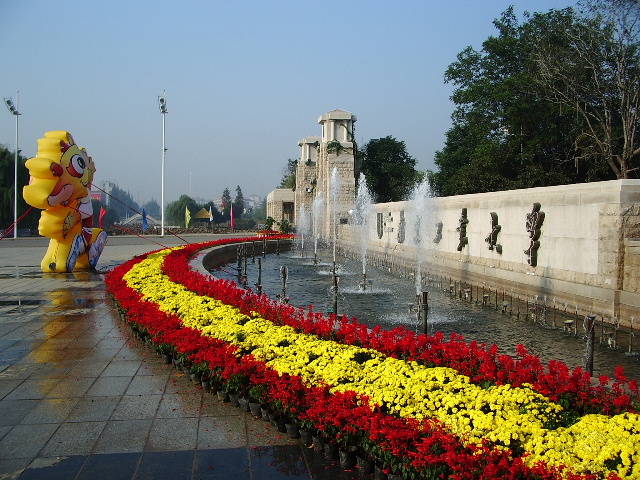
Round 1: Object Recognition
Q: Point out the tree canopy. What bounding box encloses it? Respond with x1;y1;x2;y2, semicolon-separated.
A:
279;159;297;190
359;136;421;203
429;2;638;196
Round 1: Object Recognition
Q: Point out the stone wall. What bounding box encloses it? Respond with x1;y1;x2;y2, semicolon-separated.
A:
336;179;640;327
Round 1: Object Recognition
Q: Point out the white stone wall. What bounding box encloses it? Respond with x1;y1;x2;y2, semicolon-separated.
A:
337;179;640;324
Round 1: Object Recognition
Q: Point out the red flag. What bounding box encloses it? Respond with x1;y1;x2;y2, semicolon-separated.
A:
99;207;106;229
230;204;235;230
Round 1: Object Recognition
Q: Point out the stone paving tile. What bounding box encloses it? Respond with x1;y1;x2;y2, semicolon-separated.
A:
76;452;141;480
39;421;107;457
19;455;88;480
111;394;163;421
197;415;248;450
0;399;40;426
135;450;195;480
194;448;250;479
0;423;59;460
93;419;153;454
45;376;96;399
85;375;133;397
145;417;199;452
101;360;144;377
124;374;169;396
19;398;80;425
2;378;59;401
0;457;30;480
65;396;119;423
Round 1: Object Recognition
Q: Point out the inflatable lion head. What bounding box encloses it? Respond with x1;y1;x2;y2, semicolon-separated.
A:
23;131;95;212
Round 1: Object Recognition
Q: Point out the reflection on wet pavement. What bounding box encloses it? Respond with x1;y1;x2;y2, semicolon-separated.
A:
0;236;360;479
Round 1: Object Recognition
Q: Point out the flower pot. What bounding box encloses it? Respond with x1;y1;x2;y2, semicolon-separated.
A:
387;474;402;480
374;464;388;480
323;441;339;460
339;449;356;468
356;456;374;474
249;402;262;417
237;397;250;412
162;353;172;364
190;372;202;384
261;407;271;421
275;417;287;433
201;379;212;393
299;429;313;446
229;393;240;407
217;390;230;402
285;423;300;439
312;436;324;453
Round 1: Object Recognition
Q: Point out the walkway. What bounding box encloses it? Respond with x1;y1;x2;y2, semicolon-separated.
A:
0;235;360;480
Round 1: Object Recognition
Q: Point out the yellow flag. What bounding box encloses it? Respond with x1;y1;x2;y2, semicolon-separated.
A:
185;207;191;228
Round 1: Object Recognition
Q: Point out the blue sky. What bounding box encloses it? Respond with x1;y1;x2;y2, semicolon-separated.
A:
1;0;575;207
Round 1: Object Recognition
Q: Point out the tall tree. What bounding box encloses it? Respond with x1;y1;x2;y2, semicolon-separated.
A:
360;136;420;203
430;6;619;197
0;144;41;232
233;185;244;219
105;183;141;220
166;195;198;227
279;159;297;189
142;199;161;218
533;0;640;179
220;187;232;222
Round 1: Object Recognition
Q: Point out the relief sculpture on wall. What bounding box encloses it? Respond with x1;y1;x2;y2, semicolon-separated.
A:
485;212;502;254
524;202;545;267
456;208;469;251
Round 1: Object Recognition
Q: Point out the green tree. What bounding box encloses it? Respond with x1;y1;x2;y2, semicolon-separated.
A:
430;5;629;197
233;185;244;220
360;136;420;203
279;159;297;190
142;199;161;218
533;0;640;179
220;187;232;222
105;183;141;220
166;195;198;227
0;144;41;233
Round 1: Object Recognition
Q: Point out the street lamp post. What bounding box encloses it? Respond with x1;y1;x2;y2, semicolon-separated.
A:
4;92;21;239
158;92;167;237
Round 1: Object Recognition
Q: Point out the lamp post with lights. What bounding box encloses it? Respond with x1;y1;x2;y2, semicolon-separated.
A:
4;92;20;239
158;92;167;236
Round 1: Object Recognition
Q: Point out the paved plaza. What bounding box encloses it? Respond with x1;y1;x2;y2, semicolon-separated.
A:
0;235;360;480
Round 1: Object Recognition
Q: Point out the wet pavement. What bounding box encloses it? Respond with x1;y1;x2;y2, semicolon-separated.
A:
0;235;360;480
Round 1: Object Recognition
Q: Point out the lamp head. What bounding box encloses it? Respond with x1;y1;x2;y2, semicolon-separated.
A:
4;98;19;115
158;95;167;113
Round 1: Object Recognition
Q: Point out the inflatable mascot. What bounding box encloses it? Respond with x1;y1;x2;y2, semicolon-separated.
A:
23;131;107;273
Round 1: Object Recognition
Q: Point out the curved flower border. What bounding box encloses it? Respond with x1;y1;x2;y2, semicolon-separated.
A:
105;238;640;479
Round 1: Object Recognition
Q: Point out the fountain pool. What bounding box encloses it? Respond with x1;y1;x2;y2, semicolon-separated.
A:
209;247;640;382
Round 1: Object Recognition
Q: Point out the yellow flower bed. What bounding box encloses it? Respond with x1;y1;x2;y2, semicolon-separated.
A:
122;248;640;478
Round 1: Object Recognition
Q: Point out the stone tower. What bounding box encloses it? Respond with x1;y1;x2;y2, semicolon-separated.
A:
294;135;321;221
296;109;357;239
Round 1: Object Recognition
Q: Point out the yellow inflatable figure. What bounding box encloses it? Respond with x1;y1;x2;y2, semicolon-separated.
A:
23;131;107;273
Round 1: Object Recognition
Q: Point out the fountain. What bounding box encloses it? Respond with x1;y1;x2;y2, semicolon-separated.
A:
296;204;311;257
330;167;340;266
312;192;325;265
354;173;373;290
407;179;435;296
330;167;340;315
